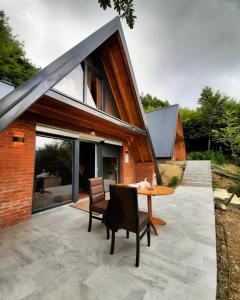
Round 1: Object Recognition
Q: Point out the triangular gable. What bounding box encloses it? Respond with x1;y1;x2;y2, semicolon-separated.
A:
0;17;160;181
0;17;146;133
146;104;179;158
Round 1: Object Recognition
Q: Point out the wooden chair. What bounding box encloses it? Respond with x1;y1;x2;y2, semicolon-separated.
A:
88;177;109;239
107;185;151;267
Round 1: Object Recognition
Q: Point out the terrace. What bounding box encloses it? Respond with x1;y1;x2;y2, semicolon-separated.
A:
0;161;216;300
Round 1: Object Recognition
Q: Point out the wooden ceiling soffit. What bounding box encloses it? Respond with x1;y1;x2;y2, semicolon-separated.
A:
29;97;142;139
42;92;146;136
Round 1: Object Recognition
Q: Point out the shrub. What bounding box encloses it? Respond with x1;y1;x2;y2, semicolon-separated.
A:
228;184;240;197
168;176;180;188
188;151;225;165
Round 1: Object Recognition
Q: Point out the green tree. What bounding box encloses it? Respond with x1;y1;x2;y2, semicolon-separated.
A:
0;10;38;86
141;93;170;112
98;0;136;28
212;110;240;163
180;108;206;151
198;86;227;151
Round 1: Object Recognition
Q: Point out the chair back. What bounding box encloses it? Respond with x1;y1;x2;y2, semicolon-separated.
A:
89;177;105;205
109;185;139;232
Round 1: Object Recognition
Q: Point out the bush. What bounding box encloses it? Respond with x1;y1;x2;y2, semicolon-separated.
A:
228;184;240;197
168;176;180;188
188;151;225;165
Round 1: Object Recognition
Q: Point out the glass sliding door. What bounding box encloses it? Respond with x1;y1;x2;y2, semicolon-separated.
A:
33;135;73;212
100;144;121;192
78;141;95;198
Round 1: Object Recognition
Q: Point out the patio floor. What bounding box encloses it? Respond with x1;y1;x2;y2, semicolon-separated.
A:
0;182;216;300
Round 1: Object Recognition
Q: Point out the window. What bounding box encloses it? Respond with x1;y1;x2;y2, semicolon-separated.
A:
33;135;73;212
104;83;118;117
53;65;84;102
86;67;102;109
52;58;119;117
85;61;119;117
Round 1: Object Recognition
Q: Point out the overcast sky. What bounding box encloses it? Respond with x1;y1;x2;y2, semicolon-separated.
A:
2;0;240;108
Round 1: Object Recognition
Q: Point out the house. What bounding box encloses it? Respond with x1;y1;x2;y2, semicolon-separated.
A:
0;17;160;228
146;105;186;161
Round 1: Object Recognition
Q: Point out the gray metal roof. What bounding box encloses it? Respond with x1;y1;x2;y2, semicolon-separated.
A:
145;104;179;158
0;81;14;99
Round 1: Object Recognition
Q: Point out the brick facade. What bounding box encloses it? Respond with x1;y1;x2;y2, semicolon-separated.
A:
121;143;136;184
0;120;154;229
121;143;155;184
0;117;36;228
136;162;155;183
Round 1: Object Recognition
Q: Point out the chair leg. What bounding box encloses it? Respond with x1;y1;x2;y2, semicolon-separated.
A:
147;222;151;247
126;230;129;239
110;230;115;255
88;211;92;232
107;228;110;240
136;232;140;267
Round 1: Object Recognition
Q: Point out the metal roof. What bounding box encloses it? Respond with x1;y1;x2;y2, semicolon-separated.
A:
0;81;14;99
146;104;179;158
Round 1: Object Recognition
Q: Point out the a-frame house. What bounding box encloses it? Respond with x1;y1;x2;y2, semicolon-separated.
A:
146;105;186;161
0;17;159;227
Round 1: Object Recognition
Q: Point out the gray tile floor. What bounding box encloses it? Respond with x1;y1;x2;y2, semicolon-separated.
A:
0;184;216;300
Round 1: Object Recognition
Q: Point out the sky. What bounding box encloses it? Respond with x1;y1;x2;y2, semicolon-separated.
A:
1;0;240;108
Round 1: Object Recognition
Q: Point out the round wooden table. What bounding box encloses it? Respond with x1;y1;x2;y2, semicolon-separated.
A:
138;186;174;235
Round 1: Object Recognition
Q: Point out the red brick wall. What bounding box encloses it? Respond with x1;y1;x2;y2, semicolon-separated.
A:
120;143;155;184
135;162;154;183
121;143;136;184
0;118;36;228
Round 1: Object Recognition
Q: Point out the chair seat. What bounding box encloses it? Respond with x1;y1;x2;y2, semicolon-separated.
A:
91;200;108;214
138;211;149;232
119;211;149;232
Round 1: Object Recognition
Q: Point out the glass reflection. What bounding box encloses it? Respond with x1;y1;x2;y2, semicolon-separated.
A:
53;65;84;102
33;136;73;211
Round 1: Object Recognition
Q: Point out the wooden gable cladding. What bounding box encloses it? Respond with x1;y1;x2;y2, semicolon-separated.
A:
176;114;184;138
99;33;144;129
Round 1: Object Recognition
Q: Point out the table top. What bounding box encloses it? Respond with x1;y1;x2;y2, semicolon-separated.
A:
137;186;174;196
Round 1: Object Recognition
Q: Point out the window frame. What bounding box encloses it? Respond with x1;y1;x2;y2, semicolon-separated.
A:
83;61;119;118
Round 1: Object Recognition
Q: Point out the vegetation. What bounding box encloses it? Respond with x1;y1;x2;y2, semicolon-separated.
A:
188;151;225;165
98;0;136;28
228;184;240;197
35;140;73;185
0;10;38;86
168;176;180;188
141;93;170;112
180;86;240;165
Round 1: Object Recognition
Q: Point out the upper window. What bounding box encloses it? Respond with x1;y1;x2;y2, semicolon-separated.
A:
52;56;119;118
53;65;84;102
85;61;119;118
86;67;102;109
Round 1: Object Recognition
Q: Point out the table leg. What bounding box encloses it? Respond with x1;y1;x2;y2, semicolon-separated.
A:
147;195;167;236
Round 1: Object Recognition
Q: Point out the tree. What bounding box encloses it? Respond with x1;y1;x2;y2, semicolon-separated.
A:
98;0;136;28
141;93;170;112
212;110;240;163
180;108;206;151
0;10;38;86
198;86;227;151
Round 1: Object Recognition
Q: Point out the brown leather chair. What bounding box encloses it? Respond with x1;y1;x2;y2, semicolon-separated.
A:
107;185;150;267
88;177;109;239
